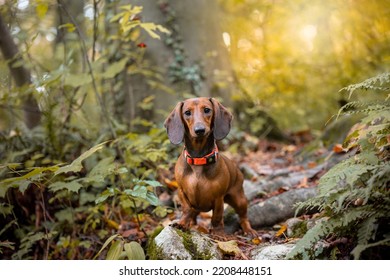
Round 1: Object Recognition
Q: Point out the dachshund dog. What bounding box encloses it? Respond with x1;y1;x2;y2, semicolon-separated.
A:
164;97;256;235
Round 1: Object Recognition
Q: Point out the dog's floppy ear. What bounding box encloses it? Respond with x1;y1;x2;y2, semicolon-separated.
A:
210;98;233;140
164;102;184;145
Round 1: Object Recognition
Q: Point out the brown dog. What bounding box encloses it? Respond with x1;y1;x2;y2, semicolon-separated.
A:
164;97;256;235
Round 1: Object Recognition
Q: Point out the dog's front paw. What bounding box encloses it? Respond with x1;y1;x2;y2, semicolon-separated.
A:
170;221;189;231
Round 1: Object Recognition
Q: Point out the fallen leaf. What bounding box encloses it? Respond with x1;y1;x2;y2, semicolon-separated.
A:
164;178;179;190
297;177;308;188
275;224;287;238
333;144;345;153
252;236;262;245
217;240;242;256
104;218;119;230
121;228;139;238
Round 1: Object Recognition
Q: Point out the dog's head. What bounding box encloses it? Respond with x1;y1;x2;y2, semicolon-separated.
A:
164;97;233;145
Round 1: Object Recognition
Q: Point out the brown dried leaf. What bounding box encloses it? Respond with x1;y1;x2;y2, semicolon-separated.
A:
333;144;345;153
275;224;287;237
217;240;242;256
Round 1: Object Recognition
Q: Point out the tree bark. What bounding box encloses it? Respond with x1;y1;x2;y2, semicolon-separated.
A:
224;187;318;232
128;0;238;119
0;14;41;129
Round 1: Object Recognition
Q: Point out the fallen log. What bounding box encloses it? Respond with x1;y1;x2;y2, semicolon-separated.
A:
225;187;317;232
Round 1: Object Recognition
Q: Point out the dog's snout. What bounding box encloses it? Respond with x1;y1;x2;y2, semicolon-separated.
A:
194;124;206;136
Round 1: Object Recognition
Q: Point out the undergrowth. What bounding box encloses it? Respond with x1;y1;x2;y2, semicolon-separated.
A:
0;126;173;259
288;72;390;259
0;3;173;260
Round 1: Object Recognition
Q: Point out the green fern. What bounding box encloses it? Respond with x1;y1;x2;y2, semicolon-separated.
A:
340;72;390;98
288;207;373;259
290;73;390;259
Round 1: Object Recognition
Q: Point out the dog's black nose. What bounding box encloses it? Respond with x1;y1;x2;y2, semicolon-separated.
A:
194;126;206;136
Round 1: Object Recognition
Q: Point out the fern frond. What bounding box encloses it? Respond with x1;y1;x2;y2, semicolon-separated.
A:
293;73;390;259
288;207;372;259
340;72;390;99
336;101;390;120
317;158;373;193
357;215;378;246
351;236;390;260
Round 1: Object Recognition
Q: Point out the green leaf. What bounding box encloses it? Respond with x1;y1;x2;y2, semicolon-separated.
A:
140;22;170;40
88;157;116;179
94;234;119;260
124;241;145;260
95;188;117;204
1;166;59;185
0;241;15;253
18;180;32;194
124;185;147;199
0;203;13;217
48;181;83;193
106;240;123;260
145;191;159;206
143;180;163;188
58;23;75;32
64;73;92;88
153;205;169;218
54;208;74;223
351;237;390;260
55;142;109;176
101;58;128;79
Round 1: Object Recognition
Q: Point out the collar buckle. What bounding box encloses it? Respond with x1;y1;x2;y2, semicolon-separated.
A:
184;145;219;166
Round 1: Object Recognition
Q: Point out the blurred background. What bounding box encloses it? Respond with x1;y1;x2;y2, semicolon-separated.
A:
1;0;389;135
0;0;389;260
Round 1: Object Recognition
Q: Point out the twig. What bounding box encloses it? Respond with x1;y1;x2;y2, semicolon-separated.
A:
131;198;148;238
58;0;117;140
92;0;100;62
38;184;50;260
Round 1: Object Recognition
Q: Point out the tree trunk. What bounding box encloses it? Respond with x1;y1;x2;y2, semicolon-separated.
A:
128;0;238;119
0;14;41;129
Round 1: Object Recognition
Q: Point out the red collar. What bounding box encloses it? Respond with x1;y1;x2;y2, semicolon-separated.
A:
184;145;219;166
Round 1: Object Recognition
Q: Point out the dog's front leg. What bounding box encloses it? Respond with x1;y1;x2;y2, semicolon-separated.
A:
210;197;225;234
176;189;199;230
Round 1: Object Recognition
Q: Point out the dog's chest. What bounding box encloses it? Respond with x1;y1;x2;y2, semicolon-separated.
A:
180;167;228;211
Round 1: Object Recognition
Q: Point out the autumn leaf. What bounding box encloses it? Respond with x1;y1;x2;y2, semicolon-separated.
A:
297;177;309;188
104;218;119;230
275;224;287;238
252;236;262;245
217;240;242;255
333;144;346;154
36;0;48;19
164;178;179;190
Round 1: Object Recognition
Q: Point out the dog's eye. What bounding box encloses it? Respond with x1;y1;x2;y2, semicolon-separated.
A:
184;110;191;116
204;108;211;114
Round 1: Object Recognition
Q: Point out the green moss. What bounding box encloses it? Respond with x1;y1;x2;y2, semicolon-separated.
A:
146;226;164;260
176;229;215;260
147;226;217;260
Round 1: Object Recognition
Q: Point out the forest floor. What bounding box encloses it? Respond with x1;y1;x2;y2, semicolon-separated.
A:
0;131;347;260
142;135;347;260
